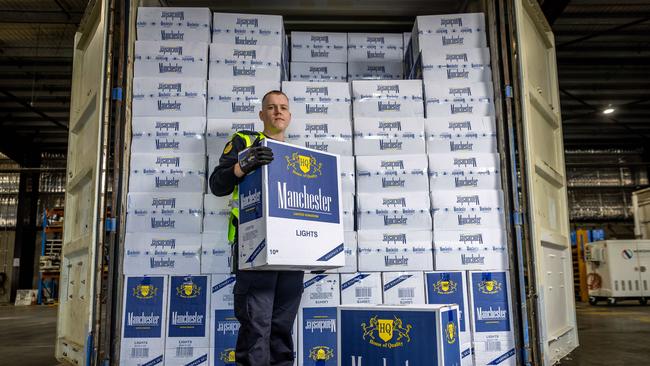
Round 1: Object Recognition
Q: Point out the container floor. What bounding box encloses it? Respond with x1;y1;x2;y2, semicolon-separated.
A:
1;301;649;365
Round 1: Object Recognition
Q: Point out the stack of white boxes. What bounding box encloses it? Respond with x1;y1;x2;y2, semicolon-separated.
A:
347;33;404;80
125;7;212;366
290;32;348;82
409;13;514;366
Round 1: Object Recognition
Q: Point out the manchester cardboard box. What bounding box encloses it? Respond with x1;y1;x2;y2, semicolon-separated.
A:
339;155;356;195
425;118;497;154
410;13;487;62
126;192;203;233
132;116;206;136
206;118;264;155
325;231;358;274
201;232;231;274
342;192;355;232
281;81;352;120
285;117;353;156
355;154;429;193
357;229;433;272
356;191;432;231
136;7;211;42
347;33;404;53
290;62;347;82
134;41;208;78
132;77;207;117
209;274;238;366
382;272;426;305
425;271;472;348
208;43;282;82
337;304;461;366
120;275;168;366
353;117;426;156
340;272;383;305
207;80;280;118
347;61;404;81
425;115;496;135
203;194;231;233
428;153;501;191
347;47;403;62
352;80;424;118
123;233;202;275
424;81;494;117
212;12;284;47
237;139;344;270
434;229;509;271
131;134;205;155
420;47;491;82
291;32;348;63
431;190;506;231
299;274;341;366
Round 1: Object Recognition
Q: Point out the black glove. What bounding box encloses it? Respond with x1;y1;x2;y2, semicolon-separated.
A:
239;143;273;174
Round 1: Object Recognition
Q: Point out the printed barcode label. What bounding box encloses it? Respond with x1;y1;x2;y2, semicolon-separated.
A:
176;346;194;358
310;292;333;299
398;288;415;298
485;340;502;352
131;347;149;359
355;287;372;298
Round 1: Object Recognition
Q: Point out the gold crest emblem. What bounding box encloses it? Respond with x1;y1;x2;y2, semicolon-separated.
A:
361;315;412;348
309;346;334;361
134;284;157;299
446;321;457;344
220;348;236;363
478;279;501;294
223;141;233;155
433;278;457;294
285;152;322;178
176;278;201;298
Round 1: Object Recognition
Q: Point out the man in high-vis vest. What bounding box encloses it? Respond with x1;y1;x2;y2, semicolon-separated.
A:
209;90;303;366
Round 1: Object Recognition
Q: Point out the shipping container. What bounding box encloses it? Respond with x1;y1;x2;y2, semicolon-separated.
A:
55;0;578;365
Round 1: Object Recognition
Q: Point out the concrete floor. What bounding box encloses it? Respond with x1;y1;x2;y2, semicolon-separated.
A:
0;301;649;365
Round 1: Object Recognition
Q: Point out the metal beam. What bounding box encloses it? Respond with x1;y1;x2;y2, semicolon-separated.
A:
0;90;68;130
557;17;650;49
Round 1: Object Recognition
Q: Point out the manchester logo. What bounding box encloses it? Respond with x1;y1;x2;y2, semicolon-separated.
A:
285;152;322;178
446;321;457;344
361;315;412;348
433;278;458;294
133;284;157;299
219;348;236;363
478;279;501;294
309;346;334;361
176;278;201;298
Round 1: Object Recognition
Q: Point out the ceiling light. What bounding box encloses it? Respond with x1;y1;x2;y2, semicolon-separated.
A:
602;107;615;115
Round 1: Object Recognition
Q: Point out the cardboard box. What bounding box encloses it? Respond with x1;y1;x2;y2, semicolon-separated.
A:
203;194;231;233
353;117;425;156
428;153;501;190
347;47;403;62
339;155;355;196
342;193;355;232
129;153;206;193
136;7;211;42
290;62;347;82
134;41;208;78
351;80;424;118
132;116;206;136
165;275;210;366
356;191;432;231
326;231;358;274
347;61;404;80
425;116;497;153
237;139;344;270
299;274;340;366
347;33;403;52
425;271;472;348
355;154;429;192
291;32;348;63
281;81;352;120
209;274;238;366
431;189;503;208
212;12;284;47
425;116;496;135
207;80;280;118
410;13;487;62
468;271;515;366
337;304;461;366
424;81;494;117
430;190;505;230
434;230;509;271
208;43;282;82
420;47;491;82
120;275;168;366
131;134;205;155
382;272;426;305
285;137;353;156
123;233;202;275
201;232;231;274
132;77;207;117
126;192;203;233
340;272;383;305
205;118;264;155
285;118;353;156
357;229;433;272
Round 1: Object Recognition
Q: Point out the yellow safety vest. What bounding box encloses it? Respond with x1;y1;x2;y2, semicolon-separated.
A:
228;131;266;242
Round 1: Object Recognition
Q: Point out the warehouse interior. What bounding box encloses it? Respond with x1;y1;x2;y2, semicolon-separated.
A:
0;0;649;365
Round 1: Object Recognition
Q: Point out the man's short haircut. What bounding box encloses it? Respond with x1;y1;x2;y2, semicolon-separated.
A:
261;90;289;107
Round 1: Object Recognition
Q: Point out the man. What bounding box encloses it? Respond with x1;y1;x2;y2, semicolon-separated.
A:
209;90;303;366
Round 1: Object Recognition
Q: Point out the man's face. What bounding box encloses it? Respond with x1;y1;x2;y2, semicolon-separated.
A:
259;93;291;133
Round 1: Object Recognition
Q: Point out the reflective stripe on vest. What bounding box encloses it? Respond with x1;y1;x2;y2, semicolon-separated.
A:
228;131;265;242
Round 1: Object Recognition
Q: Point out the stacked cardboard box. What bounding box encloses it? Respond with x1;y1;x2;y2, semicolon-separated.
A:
290;32;348;82
347;33;404;80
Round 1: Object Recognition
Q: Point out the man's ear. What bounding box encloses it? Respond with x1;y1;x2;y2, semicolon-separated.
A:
258;110;263;121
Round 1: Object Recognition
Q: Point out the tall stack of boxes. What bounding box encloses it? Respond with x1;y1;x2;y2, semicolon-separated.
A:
291;32;348;82
347;33;404;80
409;13;514;366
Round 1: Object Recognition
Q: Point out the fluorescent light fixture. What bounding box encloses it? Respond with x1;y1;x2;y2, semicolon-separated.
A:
602;107;615;114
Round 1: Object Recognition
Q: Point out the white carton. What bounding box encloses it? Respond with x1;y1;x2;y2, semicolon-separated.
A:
421;47;491;82
126;192;203;233
340;272;382;305
347;61;403;80
165;275;210;366
428;153;501;190
123;233;202;275
342;193;355;232
132;77;207;117
209;274;238;366
131;134;205;155
285;136;353;156
136;7;211;42
356;191;432;231
434;230;508;271
134;41;208;78
208;43;282;82
431;189;504;208
382;271;426;305
281;81;352;119
347;33;403;53
132;116;206;136
469;271;515;366
299;274;340;366
291;32;348;63
237;140;345;270
347;47;403;62
339;155;355;195
425;271;473;363
357;229;433;272
285;118;353;156
425;116;496;135
201;232;231;274
426;118;497;154
410;13;487;62
205;119;264;155
424;81;494;117
120;275;167;366
351;80;424;118
431;190;505;230
290;62;347;82
129;153;206;193
326;231;358;274
207;80;280;118
212;12;284;47
203;194;231;233
353;117;425;156
355;154;429;193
